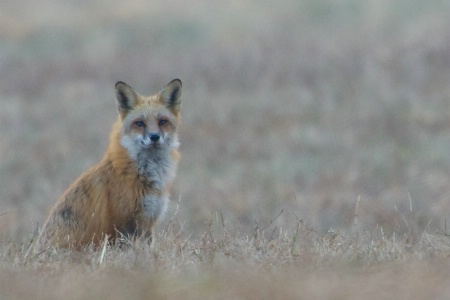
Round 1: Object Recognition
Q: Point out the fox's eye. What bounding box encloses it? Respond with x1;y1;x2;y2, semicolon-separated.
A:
134;120;145;127
159;119;168;126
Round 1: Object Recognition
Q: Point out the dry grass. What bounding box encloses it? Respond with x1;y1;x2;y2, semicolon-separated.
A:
2;213;450;299
2;0;450;298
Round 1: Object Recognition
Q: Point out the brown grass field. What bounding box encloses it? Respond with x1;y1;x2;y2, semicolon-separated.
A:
2;0;450;298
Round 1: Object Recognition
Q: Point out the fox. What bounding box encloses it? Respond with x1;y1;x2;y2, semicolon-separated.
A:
36;79;182;249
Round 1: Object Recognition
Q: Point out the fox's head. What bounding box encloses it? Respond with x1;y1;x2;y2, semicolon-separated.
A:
115;79;182;159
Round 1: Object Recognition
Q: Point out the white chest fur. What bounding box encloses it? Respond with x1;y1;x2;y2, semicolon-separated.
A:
142;194;168;222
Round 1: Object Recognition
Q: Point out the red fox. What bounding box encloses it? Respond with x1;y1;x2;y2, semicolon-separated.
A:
37;79;182;249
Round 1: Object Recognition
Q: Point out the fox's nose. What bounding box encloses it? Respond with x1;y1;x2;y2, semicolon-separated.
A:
149;133;160;142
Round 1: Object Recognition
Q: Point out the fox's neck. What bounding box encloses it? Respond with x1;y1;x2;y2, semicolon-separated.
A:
134;146;175;190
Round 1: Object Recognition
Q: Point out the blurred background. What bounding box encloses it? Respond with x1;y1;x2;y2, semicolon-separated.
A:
1;0;450;240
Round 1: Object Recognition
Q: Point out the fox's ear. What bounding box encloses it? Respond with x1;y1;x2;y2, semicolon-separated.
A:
115;81;139;117
160;79;182;113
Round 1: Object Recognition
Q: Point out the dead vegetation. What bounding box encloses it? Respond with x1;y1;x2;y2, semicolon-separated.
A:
2;208;450;299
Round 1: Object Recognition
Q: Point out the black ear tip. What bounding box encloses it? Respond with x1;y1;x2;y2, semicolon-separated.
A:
115;81;130;89
170;79;182;87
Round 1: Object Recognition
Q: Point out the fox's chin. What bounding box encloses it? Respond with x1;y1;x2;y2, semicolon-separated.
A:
140;141;163;149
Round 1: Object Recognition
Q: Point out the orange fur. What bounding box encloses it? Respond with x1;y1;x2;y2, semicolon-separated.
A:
37;79;182;249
